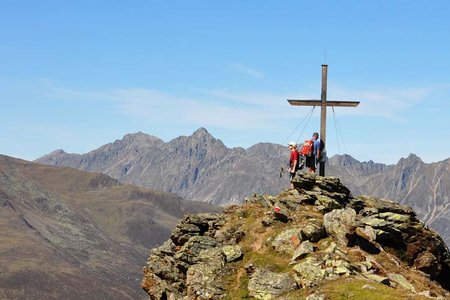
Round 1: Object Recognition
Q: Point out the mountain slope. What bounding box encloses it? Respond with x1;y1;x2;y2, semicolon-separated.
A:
0;155;220;300
35;129;450;248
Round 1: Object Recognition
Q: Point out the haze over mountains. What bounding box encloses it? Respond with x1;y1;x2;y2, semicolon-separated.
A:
35;128;450;248
0;155;219;299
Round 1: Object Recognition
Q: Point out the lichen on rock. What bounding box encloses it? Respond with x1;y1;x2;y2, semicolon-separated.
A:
247;268;297;299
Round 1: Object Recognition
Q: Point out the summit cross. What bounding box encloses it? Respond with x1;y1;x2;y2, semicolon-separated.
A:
288;64;360;176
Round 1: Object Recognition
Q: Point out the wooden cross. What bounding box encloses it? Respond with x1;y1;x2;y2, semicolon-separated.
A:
287;64;360;176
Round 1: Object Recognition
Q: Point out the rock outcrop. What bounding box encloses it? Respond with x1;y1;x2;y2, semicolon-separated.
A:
142;174;450;299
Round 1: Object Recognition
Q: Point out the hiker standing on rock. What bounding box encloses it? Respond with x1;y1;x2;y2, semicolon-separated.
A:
312;132;322;171
288;142;299;187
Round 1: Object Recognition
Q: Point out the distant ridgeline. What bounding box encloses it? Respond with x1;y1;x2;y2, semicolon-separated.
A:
142;174;450;299
35;129;450;249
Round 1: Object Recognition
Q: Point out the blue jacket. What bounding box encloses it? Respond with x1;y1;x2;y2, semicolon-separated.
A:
313;138;321;157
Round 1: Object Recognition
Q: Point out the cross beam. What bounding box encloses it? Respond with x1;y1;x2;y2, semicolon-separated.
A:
287;100;359;107
288;64;360;176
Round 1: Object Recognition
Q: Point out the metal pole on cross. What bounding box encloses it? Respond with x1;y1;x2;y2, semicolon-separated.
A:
288;65;360;176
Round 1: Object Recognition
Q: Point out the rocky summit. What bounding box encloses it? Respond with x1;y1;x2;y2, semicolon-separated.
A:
141;174;450;299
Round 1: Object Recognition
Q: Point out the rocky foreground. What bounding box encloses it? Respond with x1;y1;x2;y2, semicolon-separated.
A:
141;174;450;299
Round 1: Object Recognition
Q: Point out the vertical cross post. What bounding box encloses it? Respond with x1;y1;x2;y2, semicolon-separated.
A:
319;65;328;176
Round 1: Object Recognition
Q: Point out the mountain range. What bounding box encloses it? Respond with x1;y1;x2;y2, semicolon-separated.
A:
36;128;287;205
0;155;220;299
35;128;450;248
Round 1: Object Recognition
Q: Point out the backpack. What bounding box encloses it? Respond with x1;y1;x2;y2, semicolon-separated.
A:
300;140;314;157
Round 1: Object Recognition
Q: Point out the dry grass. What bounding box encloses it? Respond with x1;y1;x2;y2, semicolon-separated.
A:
284;277;432;300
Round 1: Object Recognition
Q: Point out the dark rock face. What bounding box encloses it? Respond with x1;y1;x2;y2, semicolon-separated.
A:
414;251;439;275
142;174;450;299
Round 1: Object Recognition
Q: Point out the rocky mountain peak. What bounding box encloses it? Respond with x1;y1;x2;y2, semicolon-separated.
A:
189;127;225;148
50;149;66;155
246;142;286;158
41;149;68;157
142;174;450;299
169;128;226;154
121;131;164;146
192;127;211;138
329;154;359;166
400;153;423;165
328;154;387;175
34;149;72;165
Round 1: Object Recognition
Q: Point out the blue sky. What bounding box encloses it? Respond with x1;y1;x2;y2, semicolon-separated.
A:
1;1;450;164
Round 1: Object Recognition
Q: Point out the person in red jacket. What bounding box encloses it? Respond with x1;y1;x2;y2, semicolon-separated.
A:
288;141;299;188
